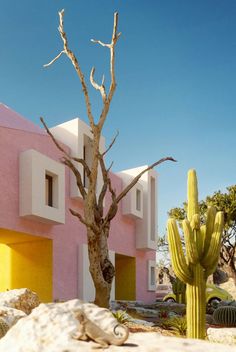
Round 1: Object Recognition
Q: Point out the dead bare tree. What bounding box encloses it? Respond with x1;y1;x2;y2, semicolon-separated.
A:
41;9;176;308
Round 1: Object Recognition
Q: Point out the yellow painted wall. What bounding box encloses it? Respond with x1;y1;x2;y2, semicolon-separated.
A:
0;244;11;291
115;254;136;300
0;229;52;302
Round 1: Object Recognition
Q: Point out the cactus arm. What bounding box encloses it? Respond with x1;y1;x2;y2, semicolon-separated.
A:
201;211;224;269
204;250;220;278
203;206;216;257
182;219;199;264
190;214;204;257
167;219;193;284
200;225;206;257
187;169;199;222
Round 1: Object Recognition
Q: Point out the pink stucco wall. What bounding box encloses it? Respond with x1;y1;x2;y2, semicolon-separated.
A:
0;105;156;303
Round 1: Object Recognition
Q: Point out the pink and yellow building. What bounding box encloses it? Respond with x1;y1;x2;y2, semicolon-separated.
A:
0;103;157;303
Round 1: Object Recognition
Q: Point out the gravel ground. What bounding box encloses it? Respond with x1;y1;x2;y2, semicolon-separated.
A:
125;321;177;336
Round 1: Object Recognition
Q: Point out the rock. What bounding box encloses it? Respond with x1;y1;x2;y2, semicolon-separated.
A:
0;299;235;351
0;299;129;351
127;306;158;320
110;300;143;311
154;301;186;315
0;289;40;314
207;327;236;345
0;306;26;327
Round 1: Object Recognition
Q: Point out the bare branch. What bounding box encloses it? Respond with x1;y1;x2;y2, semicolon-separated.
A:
69;208;99;233
90;67;107;102
61;157;87;199
107;161;114;172
97;156;109;213
102;130;119;157
97;154;116;220
91;39;110;48
97;12;121;131
43;50;65;67
72;156;91;178
40;116;69;155
52;9;95;129
41;116;91;181
104;178;118;225
116;157;177;204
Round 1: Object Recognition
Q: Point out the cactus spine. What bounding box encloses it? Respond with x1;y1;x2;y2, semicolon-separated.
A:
167;169;224;339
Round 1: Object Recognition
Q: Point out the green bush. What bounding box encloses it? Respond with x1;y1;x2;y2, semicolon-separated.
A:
160;316;187;336
112;310;130;324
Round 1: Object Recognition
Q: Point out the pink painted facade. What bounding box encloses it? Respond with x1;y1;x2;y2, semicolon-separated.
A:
0;103;157;303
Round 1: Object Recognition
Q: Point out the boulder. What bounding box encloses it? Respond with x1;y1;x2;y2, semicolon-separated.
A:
207;327;236;345
0;306;26;327
0;299;235;351
0;299;129;351
0;288;40;314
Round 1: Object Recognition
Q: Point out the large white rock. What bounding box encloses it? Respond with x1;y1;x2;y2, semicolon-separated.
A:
207;327;236;345
0;299;235;351
0;306;26;327
0;288;39;314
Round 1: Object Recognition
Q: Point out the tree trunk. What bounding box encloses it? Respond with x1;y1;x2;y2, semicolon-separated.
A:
219;244;236;284
87;227;115;308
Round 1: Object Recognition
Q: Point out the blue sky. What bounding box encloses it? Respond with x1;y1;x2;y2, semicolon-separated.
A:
0;1;236;235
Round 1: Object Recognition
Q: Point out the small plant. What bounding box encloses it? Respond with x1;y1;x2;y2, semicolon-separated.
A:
213;306;236;326
112;310;129;324
159;310;169;319
160;316;187;336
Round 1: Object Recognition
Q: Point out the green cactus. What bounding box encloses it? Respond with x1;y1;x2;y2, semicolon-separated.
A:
172;277;186;304
0;318;9;338
213;306;236;326
167;169;224;339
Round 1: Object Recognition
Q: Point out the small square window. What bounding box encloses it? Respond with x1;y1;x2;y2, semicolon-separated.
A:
147;260;156;291
150;266;155;286
45;173;58;208
20;149;65;224
136;189;141;211
45;174;53;207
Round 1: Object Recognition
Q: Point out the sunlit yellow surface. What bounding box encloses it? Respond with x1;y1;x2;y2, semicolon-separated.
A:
0;229;52;302
115;253;136;300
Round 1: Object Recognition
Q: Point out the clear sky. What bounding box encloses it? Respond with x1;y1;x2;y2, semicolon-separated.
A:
0;0;236;235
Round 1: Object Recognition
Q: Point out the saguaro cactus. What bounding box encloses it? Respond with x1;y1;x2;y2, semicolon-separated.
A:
167;169;224;339
172;277;186;304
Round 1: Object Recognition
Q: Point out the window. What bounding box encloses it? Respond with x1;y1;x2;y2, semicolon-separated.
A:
147;260;156;291
19;149;65;224
150;176;156;241
136;189;141;211
45;174;53;207
150;266;155;286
